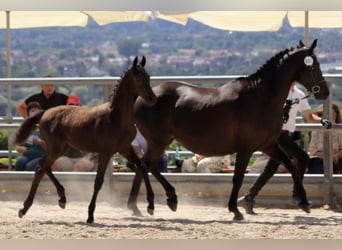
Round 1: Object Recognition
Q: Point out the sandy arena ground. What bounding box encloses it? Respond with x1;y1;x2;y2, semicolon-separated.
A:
1;198;342;239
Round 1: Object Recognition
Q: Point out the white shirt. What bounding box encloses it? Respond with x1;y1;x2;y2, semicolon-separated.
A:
131;129;148;154
282;85;311;133
131;129;168;157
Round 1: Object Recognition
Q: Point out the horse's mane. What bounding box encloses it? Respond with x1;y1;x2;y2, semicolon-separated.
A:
109;70;127;108
240;42;306;87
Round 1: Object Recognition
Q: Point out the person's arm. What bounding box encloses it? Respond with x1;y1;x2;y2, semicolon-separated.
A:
33;137;46;150
16;100;28;119
15;144;28;153
302;109;321;123
303;109;332;128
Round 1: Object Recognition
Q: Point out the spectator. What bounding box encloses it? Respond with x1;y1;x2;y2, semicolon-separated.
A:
249;131;300;174
51;95;96;172
16;75;68;119
14;102;46;171
176;154;232;173
308;104;342;174
126;128;169;173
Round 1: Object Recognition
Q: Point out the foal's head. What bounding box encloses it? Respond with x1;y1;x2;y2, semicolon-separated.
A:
293;39;329;100
123;56;157;106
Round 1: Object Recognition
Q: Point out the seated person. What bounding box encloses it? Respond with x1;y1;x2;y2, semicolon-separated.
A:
249;153;288;173
15;102;46;171
176;154;231;173
51;95;96;172
52;149;96;172
126;127;168;173
308;104;342;174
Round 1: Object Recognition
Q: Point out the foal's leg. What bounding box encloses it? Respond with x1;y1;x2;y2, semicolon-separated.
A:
45;167;66;209
125;147;155;216
87;153;110;224
127;166;155;216
228;151;252;220
18;164;45;218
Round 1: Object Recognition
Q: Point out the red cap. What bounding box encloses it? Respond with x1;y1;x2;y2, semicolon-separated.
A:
67;95;81;106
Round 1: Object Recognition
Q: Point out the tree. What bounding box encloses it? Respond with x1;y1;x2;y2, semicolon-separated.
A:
117;37;142;58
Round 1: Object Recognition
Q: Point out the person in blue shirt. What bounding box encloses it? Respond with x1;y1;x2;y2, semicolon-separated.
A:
14;102;46;171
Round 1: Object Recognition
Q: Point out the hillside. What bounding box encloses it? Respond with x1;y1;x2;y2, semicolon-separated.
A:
0;18;342;115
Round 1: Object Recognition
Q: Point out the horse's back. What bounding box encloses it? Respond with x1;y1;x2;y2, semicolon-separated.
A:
135;80;266;155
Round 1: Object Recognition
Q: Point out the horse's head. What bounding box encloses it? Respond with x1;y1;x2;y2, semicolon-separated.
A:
130;56;157;106
294;39;329;100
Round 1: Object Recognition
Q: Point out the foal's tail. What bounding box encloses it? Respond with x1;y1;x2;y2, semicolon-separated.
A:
14;110;45;144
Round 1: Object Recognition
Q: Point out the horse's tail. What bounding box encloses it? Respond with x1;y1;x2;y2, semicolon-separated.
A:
14;110;45;144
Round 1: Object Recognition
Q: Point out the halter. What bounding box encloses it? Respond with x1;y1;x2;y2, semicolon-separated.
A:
303;55;325;96
283;55;324;124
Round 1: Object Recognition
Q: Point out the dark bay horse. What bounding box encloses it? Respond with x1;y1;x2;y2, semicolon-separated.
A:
128;40;329;220
14;56;156;223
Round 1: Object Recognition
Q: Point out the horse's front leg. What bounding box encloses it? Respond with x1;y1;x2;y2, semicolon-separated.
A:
18;164;45;218
87;154;110;224
229;152;252;220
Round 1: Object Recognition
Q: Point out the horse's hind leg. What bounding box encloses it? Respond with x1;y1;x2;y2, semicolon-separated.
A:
45;168;66;209
149;168;177;212
18;165;45;218
128;165;155;216
270;145;310;213
280;155;311;213
87;154;110;224
241;158;279;215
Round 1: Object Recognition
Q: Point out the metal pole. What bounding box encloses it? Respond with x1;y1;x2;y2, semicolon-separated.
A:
323;81;333;206
6;11;14;170
304;11;309;47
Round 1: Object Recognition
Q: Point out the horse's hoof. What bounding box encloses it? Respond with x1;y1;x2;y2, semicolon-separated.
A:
147;207;154;216
86;217;94;224
18;209;25;218
298;203;311;214
238;195;257;215
167;199;178;212
233;213;244;221
132;209;143;217
59;201;66;209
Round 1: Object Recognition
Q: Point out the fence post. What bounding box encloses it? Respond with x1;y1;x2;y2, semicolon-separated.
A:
323;81;333;206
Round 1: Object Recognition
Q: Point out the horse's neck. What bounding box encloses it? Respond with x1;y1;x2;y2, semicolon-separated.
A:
110;80;136;124
263;56;302;109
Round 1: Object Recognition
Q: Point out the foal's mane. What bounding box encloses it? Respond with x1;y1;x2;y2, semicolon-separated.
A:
241;42;306;87
109;68;130;109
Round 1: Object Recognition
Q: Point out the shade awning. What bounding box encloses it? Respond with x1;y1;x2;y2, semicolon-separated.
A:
0;11;88;29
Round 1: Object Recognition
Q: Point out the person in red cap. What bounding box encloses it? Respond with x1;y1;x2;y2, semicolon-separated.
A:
66;95;81;106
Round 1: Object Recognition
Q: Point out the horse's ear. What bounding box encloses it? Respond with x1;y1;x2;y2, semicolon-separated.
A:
299;40;305;47
133;56;138;67
140;56;146;67
309;39;317;51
